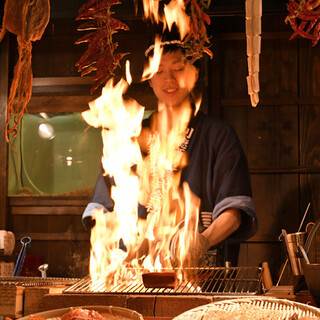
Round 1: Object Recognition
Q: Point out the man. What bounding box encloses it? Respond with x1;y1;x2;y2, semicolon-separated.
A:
83;38;258;267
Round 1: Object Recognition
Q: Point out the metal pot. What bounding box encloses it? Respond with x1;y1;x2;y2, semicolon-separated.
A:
280;223;313;276
302;261;320;307
300;218;320;307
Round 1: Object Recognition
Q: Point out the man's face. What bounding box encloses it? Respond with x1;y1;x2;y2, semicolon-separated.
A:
149;49;199;109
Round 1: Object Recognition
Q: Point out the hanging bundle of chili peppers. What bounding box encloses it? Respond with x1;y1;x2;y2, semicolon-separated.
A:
286;0;320;46
76;0;212;93
75;0;130;94
182;0;213;62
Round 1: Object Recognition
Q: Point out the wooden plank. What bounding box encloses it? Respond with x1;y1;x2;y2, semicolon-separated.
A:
251;174;300;236
220;39;247;99
24;287;52;316
261;38;298;98
12;215;50;233
244;243;285;285
46;240;90;277
245;235;285;242
0;35;9;229
224;105;298;168
207;35;221;118
19;95;97;113
215;31;291;40
0;286;24;318
248;105;298;168
12;214;86;234
33;77;94;87
299;106;320;254
300;105;320;167
11;206;86;215
299;38;320;97
221;97;320;106
250;167;320;174
21;93;156;113
14;232;89;241
9;196;90;206
223;106;249;153
299;174;320;239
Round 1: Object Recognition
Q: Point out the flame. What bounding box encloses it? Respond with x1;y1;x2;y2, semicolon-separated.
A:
125;60;132;85
164;0;190;39
83;0;204;289
176;182;200;269
142;35;163;81
83;75;146;286
141;0;190;40
141;0;160;23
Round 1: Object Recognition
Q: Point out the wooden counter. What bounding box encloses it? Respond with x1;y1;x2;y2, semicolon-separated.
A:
0;284;318;319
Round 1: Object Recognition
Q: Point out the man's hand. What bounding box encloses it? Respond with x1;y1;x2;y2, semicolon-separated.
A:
170;228;210;268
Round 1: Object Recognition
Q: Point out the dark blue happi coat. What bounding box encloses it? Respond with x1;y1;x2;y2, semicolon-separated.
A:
82;111;258;244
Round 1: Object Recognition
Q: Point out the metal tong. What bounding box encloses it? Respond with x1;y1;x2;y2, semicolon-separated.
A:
13;236;32;276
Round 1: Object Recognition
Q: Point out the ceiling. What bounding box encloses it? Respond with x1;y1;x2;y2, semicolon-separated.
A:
48;0;288;20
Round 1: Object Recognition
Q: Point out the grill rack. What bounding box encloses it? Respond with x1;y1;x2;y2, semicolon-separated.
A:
0;276;80;287
64;267;263;295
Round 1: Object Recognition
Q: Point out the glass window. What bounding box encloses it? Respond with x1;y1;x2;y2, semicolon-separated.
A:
8;112;103;196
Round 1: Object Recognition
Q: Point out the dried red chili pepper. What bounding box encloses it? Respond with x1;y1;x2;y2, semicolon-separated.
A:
286;0;320;46
75;0;129;93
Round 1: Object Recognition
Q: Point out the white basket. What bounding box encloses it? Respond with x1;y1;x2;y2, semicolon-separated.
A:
173;297;320;320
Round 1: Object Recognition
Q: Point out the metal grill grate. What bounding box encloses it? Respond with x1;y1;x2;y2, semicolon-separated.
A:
0;276;80;287
64;267;263;295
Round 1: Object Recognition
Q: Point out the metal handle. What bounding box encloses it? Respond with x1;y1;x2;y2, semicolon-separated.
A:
38;263;49;278
304;218;320;254
13;236;32;276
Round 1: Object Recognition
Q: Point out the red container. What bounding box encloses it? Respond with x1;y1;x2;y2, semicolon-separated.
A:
20;254;43;277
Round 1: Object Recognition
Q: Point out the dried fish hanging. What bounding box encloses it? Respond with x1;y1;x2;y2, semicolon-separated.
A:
286;0;320;46
75;0;130;94
245;0;261;107
0;0;50;146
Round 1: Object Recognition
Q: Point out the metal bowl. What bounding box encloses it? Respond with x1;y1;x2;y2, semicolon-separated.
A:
18;305;144;320
302;262;320;307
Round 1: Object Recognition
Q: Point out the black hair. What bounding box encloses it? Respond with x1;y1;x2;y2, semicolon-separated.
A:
145;24;202;69
144;24;206;105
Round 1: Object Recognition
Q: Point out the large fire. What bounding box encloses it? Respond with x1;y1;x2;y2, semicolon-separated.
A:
82;0;203;288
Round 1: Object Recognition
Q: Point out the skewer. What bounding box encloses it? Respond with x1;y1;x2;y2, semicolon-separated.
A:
297;202;311;232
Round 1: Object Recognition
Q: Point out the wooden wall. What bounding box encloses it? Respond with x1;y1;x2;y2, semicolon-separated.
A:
1;1;320;280
209;13;320;280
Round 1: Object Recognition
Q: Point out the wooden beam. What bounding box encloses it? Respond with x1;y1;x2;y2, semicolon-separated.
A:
32;77;94;87
10;206;86;215
14;232;90;241
8;196;90;206
0;35;9;229
220;97;320;106
250;166;320;174
19;95;98;113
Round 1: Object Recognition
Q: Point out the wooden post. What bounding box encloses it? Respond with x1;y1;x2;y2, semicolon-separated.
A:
0;35;9;229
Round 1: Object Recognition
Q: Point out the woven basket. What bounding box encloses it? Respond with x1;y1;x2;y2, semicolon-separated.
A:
173;297;320;320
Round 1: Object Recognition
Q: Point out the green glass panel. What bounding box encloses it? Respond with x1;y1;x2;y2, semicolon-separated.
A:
8;113;102;195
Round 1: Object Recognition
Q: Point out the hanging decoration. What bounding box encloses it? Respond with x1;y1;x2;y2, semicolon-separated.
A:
75;0;212;93
286;0;320;46
75;0;130;94
179;0;213;62
245;0;262;107
0;0;50;147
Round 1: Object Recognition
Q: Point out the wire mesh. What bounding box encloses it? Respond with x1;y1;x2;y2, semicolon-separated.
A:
63;267;263;295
